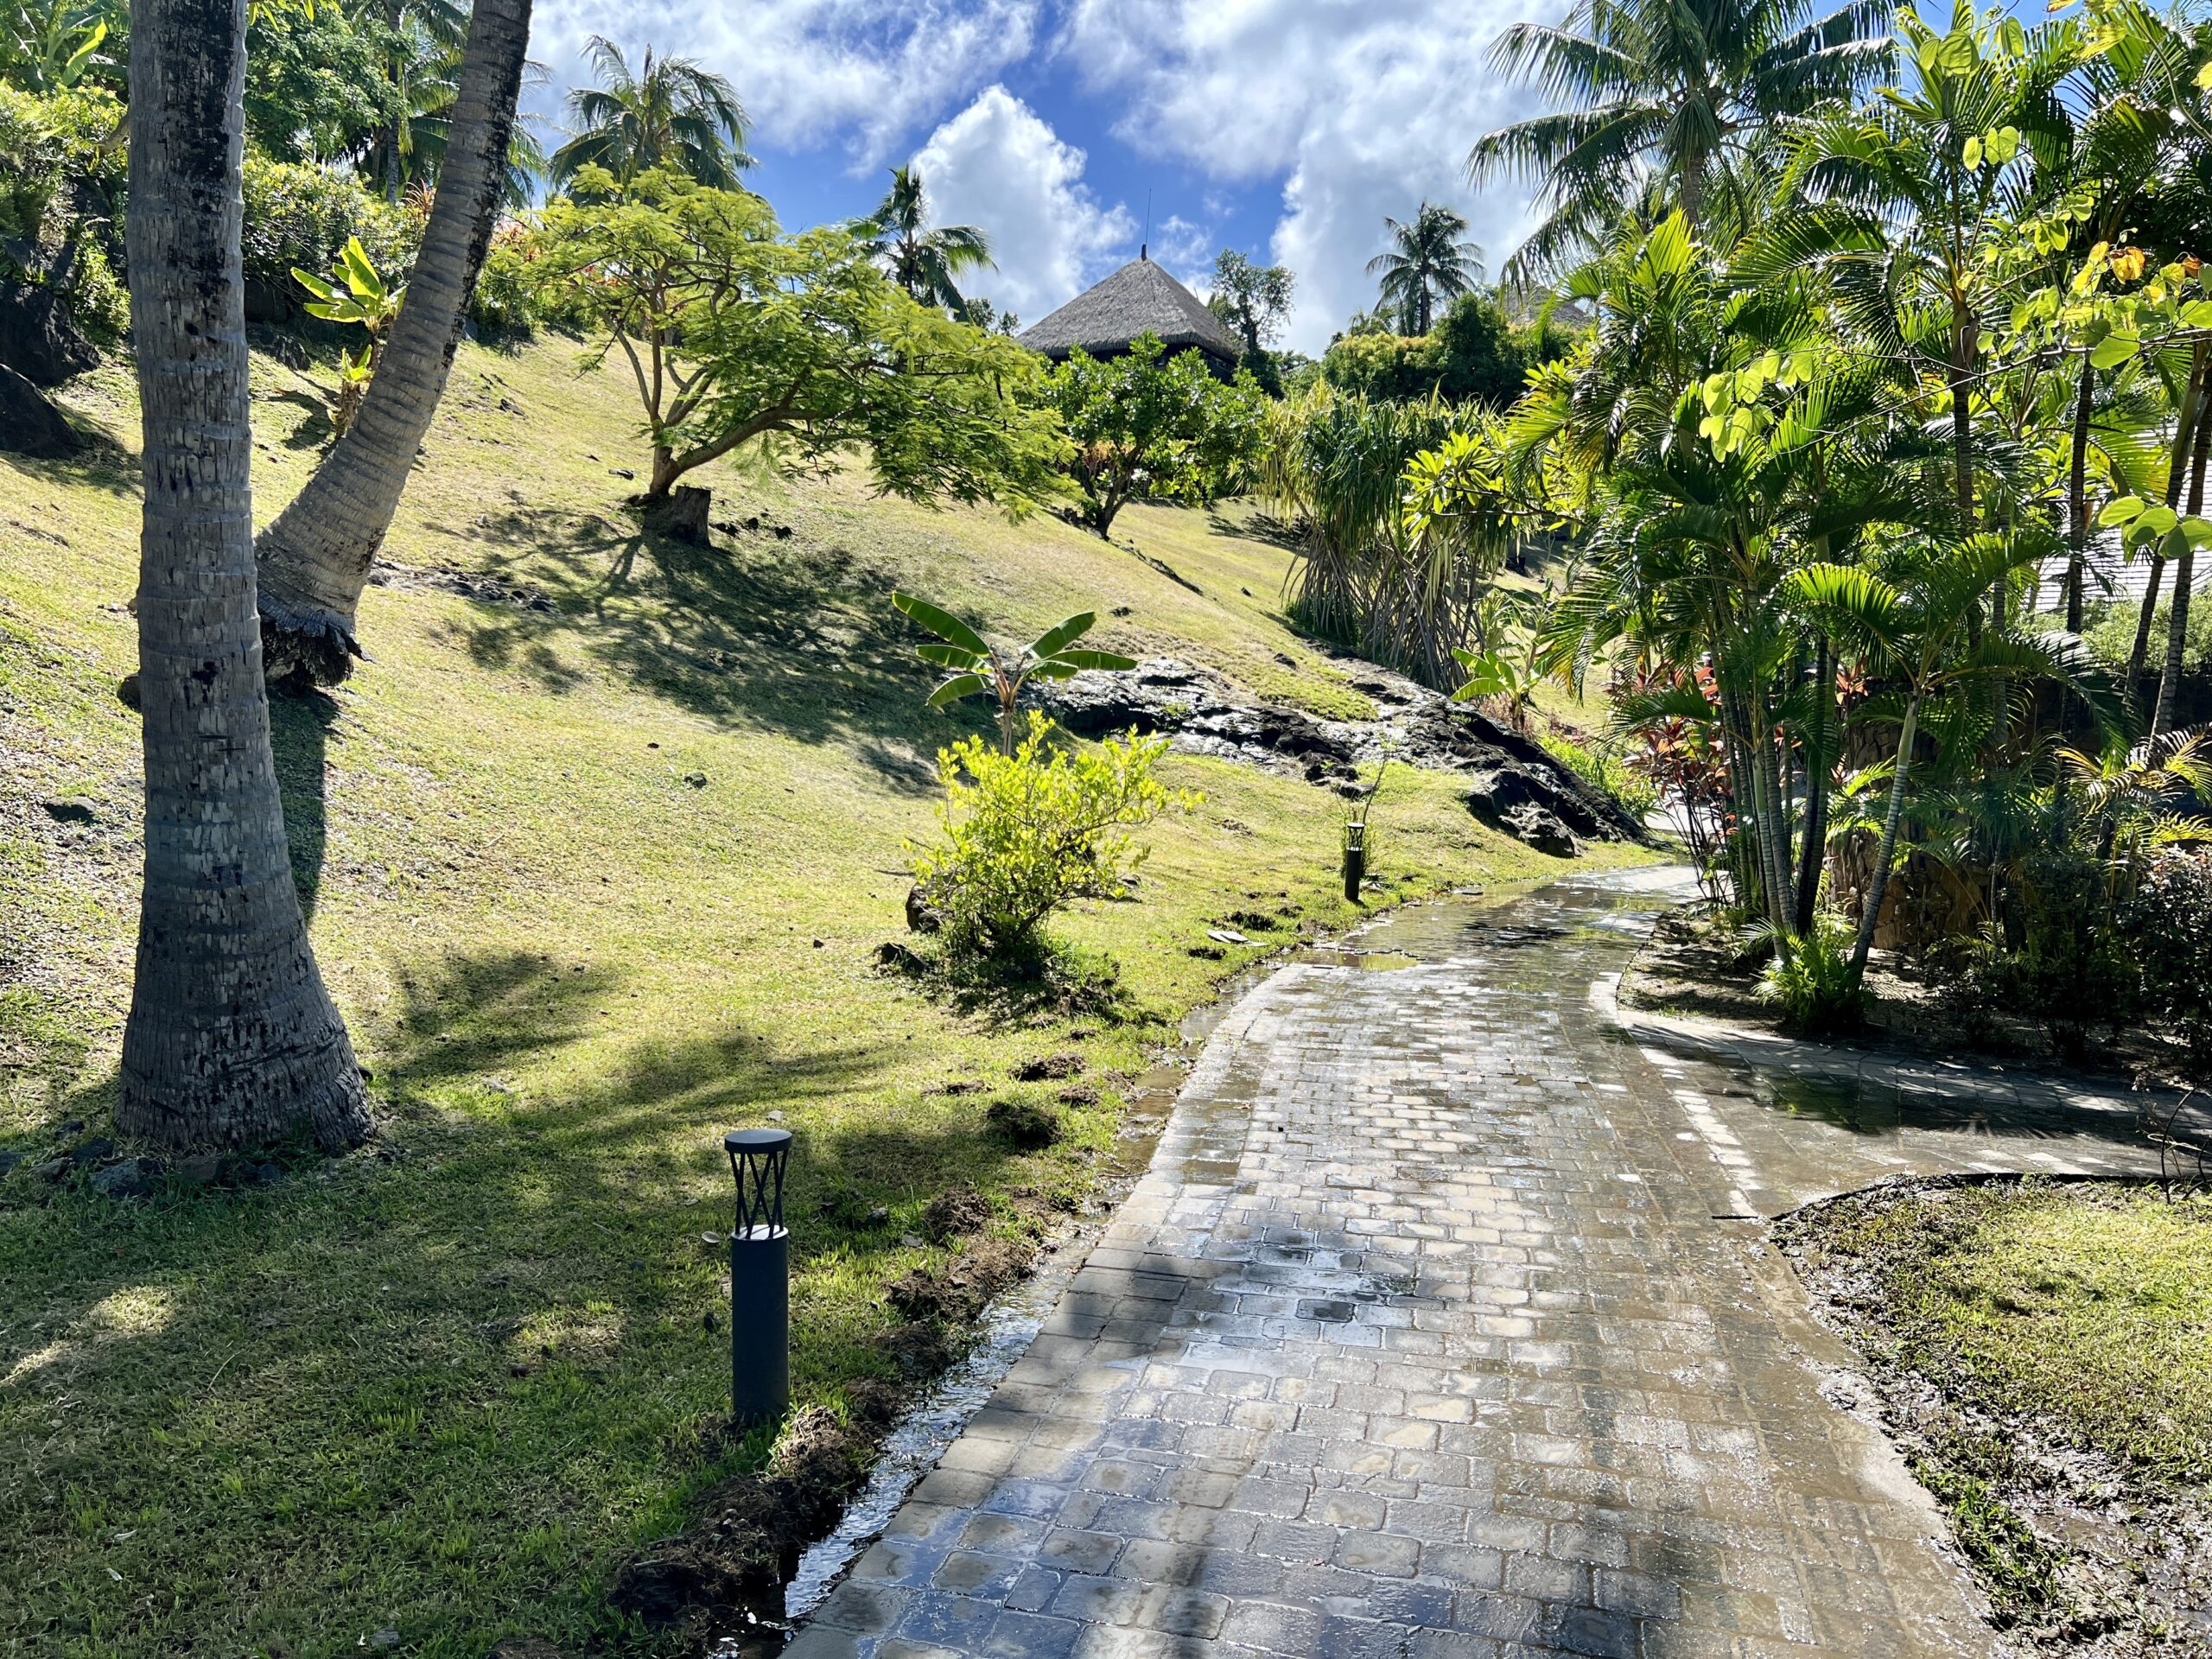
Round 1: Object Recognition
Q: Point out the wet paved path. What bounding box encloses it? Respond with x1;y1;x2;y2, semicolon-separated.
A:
791;870;2159;1658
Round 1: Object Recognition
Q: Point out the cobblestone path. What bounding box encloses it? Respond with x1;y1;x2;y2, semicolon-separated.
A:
791;870;2131;1657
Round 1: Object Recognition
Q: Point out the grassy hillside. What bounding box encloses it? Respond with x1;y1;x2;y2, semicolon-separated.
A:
0;334;1649;1656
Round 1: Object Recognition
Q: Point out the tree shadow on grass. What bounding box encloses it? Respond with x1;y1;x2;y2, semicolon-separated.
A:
0;421;137;499
269;688;340;921
0;948;1051;1652
412;504;973;769
884;945;1166;1037
376;948;621;1094
1211;505;1306;553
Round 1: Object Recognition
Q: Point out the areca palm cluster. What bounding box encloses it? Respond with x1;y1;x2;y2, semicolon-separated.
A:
1416;0;2212;1014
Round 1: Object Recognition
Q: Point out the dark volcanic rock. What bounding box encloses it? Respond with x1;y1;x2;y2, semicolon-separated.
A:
1041;655;1644;855
0;279;99;386
0;364;81;458
1461;760;1614;856
91;1158;162;1198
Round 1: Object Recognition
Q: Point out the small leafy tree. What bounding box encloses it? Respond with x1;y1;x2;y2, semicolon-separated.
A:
1208;248;1294;355
1043;334;1268;538
292;233;402;435
911;713;1199;964
891;592;1135;753
526;168;1066;529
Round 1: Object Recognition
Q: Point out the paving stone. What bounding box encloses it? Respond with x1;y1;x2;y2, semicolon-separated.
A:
780;872;2133;1656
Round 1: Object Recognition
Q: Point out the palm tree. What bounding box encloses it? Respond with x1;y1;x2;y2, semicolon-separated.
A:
2033;5;2202;634
1469;0;1892;276
256;0;536;688
861;165;994;311
121;0;370;1149
1788;533;2100;978
548;37;750;192
1761;3;2083;530
1365;203;1483;335
361;0;469;201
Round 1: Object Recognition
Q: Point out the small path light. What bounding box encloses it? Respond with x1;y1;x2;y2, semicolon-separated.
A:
724;1127;791;1428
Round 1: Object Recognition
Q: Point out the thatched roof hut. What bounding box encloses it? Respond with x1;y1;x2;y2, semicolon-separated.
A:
1018;255;1244;372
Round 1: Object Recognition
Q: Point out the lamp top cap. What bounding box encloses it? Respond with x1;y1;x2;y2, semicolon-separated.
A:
725;1128;793;1154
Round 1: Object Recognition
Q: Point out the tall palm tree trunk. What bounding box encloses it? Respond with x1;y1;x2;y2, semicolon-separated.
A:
2131;340;2205;714
2064;350;2094;632
254;0;532;688
1795;639;1834;934
119;0;370;1151
2151;404;2212;736
1849;694;1920;978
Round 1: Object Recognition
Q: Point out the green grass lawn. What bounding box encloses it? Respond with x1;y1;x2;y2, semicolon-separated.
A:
1787;1179;2212;1638
0;334;1651;1656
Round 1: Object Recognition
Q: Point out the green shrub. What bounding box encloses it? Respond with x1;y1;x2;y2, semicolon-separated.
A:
910;713;1199;965
2012;854;2139;1063
1317;295;1578;409
0;83;120;246
2082;596;2212;680
1758;912;1868;1033
1538;730;1658;820
1319;332;1434;402
239;154;419;299
2120;850;2212;1081
466;220;542;337
0;83;126;340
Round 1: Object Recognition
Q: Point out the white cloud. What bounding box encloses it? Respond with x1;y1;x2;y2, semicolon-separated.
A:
909;87;1136;324
527;0;1040;169
1058;0;1561;352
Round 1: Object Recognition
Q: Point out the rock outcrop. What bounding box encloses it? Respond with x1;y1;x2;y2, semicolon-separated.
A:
1042;657;1643;856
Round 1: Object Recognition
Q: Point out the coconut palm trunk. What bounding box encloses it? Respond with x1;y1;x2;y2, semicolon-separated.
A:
253;0;533;687
119;0;370;1151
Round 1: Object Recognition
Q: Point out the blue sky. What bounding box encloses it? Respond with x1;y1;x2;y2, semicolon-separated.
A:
520;0;1563;353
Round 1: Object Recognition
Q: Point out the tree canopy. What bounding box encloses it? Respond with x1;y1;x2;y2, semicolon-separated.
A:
1043;334;1269;538
527;167;1065;516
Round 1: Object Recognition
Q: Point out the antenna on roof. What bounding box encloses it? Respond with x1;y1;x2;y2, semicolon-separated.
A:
1141;189;1152;261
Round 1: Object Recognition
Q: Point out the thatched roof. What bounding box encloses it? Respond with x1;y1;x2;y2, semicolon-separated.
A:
1018;257;1244;365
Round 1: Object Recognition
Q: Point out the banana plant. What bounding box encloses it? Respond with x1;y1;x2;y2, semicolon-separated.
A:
891;592;1136;754
292;236;404;435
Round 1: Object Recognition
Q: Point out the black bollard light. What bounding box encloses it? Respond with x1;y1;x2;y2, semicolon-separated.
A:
724;1127;792;1428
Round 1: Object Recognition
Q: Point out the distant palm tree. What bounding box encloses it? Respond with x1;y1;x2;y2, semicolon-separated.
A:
549;37;751;191
1468;0;1891;276
861;165;995;311
1365;204;1483;334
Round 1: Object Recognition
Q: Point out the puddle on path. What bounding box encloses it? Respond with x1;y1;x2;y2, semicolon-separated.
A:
1286;946;1422;970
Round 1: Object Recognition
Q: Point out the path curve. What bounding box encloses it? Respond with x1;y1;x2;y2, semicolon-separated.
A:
791;870;2145;1658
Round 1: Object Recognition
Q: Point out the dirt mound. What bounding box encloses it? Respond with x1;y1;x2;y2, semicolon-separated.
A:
920;1183;991;1243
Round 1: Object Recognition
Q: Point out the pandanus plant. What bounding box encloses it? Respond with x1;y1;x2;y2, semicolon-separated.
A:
891;592;1136;754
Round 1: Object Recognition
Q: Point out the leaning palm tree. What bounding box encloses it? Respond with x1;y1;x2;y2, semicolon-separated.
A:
1364;204;1482;334
122;0;370;1149
255;0;536;687
548;37;751;191
861;165;994;311
1468;0;1892;277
